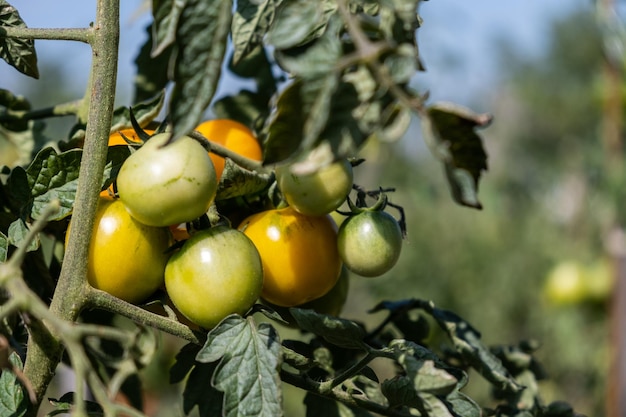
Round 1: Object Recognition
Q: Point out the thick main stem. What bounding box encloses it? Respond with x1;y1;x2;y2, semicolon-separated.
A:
22;0;120;414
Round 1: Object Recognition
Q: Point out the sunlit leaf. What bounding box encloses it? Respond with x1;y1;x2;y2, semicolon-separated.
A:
7;218;38;252
0;1;38;78
196;315;283;417
110;92;165;133
0;353;27;416
169;0;232;141
231;0;279;65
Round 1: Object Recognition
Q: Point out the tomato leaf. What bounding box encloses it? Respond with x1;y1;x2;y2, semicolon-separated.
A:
196;315;283;417
47;393;103;416
0;1;39;79
151;0;186;56
421;102;491;209
231;0;279;65
212;90;269;131
0;231;7;263
290;308;367;350
26;148;81;221
110;91;165;132
133;25;174;103
101;145;132;195
5;166;30;216
7;218;38;252
0;353;28;417
170;343;201;384
265;0;332;50
445;390;482;417
216;159;272;201
169;0;232;141
182;361;223;416
303;391;375;417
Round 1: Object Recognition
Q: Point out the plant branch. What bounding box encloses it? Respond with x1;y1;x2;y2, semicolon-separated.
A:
318;351;378;393
0;26;91;43
0;100;83;122
187;130;269;174
85;287;204;346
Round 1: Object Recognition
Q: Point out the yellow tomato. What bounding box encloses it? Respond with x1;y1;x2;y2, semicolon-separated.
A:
239;207;342;307
195;119;263;180
66;198;172;304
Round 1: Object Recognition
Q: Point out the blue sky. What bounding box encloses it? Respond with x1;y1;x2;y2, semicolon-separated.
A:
2;1;590;109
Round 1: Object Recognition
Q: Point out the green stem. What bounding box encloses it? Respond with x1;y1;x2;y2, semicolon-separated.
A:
188;130;269;174
0;26;91;43
318;351;377;393
22;0;120;413
0;100;83;122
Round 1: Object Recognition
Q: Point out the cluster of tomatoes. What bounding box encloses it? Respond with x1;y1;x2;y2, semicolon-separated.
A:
69;120;404;330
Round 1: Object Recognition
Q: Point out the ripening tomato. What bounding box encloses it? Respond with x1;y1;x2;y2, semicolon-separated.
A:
116;133;217;227
164;226;263;329
195;119;263;180
239;207;342;307
337;210;403;277
276;160;353;216
66;198;172;304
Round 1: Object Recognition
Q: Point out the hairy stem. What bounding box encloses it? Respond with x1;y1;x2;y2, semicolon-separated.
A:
0;26;91;43
22;0;120;413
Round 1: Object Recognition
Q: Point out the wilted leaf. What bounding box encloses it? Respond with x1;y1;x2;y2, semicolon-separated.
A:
290;308;367;350
421;102;491;209
231;0;279;65
0;353;27;416
0;1;38;78
196;315;283;417
25;147;82;220
169;0;232;141
216;158;272;201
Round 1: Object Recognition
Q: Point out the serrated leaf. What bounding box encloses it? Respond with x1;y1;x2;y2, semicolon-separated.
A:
231;0;279;65
216;158;272;201
7;218;38;252
428;307;522;394
0;353;27;416
182;361;223;416
169;0;232;141
196;315;283;417
151;0;187;56
110;92;165;132
290;308;367;350
0;2;39;78
25;147;82;220
421;102;491;209
0;232;7;263
266;1;324;49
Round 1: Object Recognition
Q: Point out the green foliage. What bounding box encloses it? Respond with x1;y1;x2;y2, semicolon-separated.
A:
0;1;38;78
0;353;27;417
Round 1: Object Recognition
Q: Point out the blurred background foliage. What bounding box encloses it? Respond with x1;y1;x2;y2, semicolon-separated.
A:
0;4;615;417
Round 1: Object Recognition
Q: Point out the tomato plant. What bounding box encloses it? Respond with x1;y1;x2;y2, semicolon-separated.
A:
239;207;342;307
0;1;588;417
276;159;354;216
67;198;172;304
164;226;263;329
116;132;218;227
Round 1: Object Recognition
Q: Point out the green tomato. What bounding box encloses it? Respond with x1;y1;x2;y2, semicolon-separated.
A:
164;226;263;329
276;160;353;216
116;133;217;227
337;210;402;277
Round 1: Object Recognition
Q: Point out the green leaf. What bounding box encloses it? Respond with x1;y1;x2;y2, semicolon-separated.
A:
5;166;30;215
0;231;7;263
290;308;367;350
169;0;232;141
231;0;280;65
212;90;269;130
0;353;27;417
0;1;39;78
196;315;283;417
134;25;174;103
380;376;420;409
47;392;104;416
445;390;482;417
170;343;202;384
25;147;82;221
274;13;342;78
216;159;272;201
110;92;165;132
101;145;132;194
266;1;325;50
151;0;187;56
7;218;38;252
421;102;491;209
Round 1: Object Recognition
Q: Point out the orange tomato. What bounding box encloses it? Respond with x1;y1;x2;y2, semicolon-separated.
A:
195;119;262;180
